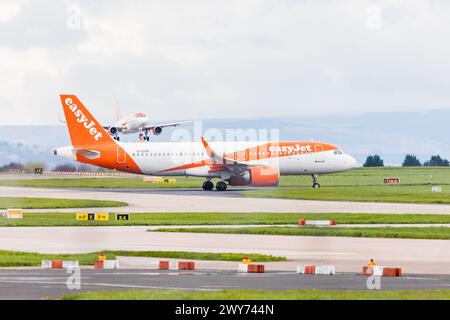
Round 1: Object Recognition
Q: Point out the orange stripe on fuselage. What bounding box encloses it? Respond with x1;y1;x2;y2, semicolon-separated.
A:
159;141;337;173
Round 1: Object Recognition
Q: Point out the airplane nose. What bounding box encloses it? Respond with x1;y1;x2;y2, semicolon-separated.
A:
347;155;357;168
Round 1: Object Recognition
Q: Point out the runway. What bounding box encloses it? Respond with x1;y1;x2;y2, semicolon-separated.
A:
1;268;449;300
0;226;449;275
3;186;450;214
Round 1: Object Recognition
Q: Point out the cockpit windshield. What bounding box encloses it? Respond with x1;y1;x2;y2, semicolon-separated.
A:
135;112;146;118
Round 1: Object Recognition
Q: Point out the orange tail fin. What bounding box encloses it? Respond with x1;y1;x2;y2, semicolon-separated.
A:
59;94;142;174
60;94;114;148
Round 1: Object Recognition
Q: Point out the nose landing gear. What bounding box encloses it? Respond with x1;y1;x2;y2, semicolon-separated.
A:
312;174;320;188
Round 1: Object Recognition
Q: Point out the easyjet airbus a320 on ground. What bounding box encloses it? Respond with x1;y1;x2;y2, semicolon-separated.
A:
54;95;357;191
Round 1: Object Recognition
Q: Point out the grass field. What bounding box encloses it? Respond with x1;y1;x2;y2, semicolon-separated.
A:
242;185;450;204
2;212;450;227
60;289;450;300
0;197;127;209
1;167;450;188
153;226;450;240
0;250;284;267
2;167;450;204
0;177;203;188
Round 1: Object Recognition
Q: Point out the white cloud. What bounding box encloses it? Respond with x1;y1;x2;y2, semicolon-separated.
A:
2;0;450;125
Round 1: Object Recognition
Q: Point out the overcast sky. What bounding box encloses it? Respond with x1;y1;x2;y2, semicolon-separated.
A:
1;0;450;125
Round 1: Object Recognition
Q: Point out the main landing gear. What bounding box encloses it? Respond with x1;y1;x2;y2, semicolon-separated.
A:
216;181;227;191
202;180;227;191
312;174;320;189
202;180;214;191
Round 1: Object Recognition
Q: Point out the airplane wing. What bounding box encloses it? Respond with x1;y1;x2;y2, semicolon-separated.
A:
142;121;191;131
200;136;251;173
102;125;127;132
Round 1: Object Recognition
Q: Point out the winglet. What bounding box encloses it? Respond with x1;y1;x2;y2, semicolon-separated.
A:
201;136;216;158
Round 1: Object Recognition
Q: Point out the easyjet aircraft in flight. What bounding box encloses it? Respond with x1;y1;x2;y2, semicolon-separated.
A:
103;101;188;141
54;95;357;191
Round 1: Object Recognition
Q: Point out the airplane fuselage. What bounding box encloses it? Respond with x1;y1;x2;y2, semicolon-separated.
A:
57;140;356;177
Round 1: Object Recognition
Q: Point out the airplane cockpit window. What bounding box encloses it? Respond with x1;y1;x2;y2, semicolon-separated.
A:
135;112;146;118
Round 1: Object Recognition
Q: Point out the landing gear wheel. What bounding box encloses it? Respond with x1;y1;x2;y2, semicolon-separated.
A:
216;181;227;191
311;174;320;188
202;180;214;191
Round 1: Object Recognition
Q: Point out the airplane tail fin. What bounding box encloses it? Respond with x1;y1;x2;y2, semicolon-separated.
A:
59;94;115;148
116;99;122;122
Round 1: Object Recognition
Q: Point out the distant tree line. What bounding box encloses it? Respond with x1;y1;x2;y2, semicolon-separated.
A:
0;162;107;173
52;163;107;172
363;154;450;167
0;162;46;173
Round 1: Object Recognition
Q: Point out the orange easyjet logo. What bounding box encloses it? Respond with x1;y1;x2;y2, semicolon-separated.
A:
269;144;312;154
64;97;103;141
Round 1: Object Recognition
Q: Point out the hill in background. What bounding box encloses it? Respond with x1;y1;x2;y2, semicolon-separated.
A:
0;109;449;168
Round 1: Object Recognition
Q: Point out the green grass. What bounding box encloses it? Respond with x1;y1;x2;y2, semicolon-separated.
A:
3;212;450;227
105;250;285;262
0;177;204;188
60;289;450;300
2;167;450;188
153;226;450;240
0;250;284;267
0;197;127;209
280;167;450;187
0;250;106;267
242;185;450;204
3;167;450;204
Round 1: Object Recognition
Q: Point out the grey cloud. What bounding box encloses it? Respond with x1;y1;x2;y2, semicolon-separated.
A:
0;0;87;49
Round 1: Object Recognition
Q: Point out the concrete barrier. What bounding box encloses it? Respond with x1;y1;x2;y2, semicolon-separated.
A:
362;266;401;277
297;265;335;275
62;261;79;268
298;219;336;226
159;261;195;270
41;260;79;269
238;263;264;273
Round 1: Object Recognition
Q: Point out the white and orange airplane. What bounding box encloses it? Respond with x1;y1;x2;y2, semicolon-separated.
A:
54;94;357;191
103;101;186;141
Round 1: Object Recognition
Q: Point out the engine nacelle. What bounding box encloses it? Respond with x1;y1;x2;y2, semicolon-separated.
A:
152;126;162;135
228;166;279;186
109;126;118;135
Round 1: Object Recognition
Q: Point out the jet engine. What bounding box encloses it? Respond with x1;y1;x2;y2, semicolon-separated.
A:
228;166;279;186
109;127;118;135
152;126;162;135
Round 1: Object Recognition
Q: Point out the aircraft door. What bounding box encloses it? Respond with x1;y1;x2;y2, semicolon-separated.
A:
314;144;325;163
117;146;127;164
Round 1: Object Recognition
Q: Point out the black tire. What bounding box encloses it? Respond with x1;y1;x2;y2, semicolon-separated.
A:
312;183;320;189
216;181;227;191
202;181;214;191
